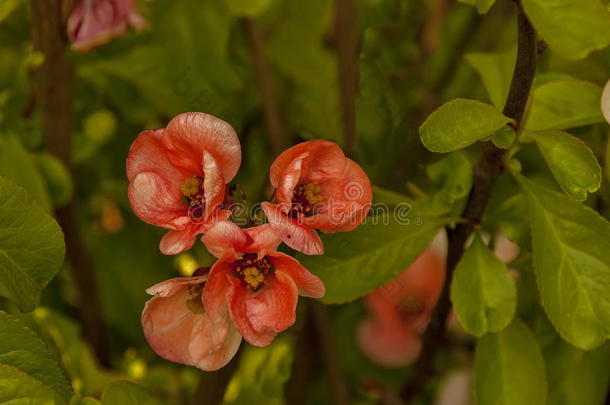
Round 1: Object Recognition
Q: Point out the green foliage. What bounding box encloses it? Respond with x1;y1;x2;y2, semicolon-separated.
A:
224;338;293;404
425;151;474;215
518;176;610;350
474;319;547;405
0;177;65;312
491;125;517;149
522;0;610;59
34;152;74;208
451;234;517;337
0;311;72;404
226;0;273;17
466;47;515;108
533;130;602;201
419;98;514;153
526;80;604;131
100;381;163;405
459;0;496;14
299;215;448;304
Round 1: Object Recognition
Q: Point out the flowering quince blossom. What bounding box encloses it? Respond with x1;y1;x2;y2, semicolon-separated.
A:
141;268;242;371
127;112;241;255
261;140;372;255
358;249;445;367
67;0;147;51
602;79;610;124
201;221;325;347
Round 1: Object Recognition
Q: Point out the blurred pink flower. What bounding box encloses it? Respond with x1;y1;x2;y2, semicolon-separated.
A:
67;0;147;51
141;269;242;371
601;79;610;124
358;249;446;367
202;221;325;346
126;112;241;255
262;140;372;255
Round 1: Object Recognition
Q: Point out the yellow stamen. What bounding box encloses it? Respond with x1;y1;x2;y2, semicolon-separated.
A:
180;177;201;197
303;183;324;204
243;266;265;289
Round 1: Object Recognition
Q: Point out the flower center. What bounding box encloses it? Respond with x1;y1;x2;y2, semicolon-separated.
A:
233;253;273;290
185;282;205;314
288;183;324;218
397;294;424;323
180;176;205;222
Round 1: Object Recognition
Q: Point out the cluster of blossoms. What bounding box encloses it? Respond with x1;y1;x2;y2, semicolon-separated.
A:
126;112;372;370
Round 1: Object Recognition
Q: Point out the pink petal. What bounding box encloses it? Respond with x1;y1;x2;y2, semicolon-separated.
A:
128;172;188;229
269;140;346;188
201;221;252;259
358;317;422;368
203;260;234;324
261;202;324;255
275;152;306;204
142;277;241;371
127;129;188;183
159;226;200;255
244;224;281;255
268;252;325;298
163;113;241;182
146;275;208;297
202;150;226;220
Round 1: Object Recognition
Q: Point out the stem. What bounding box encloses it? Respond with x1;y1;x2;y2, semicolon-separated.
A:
284;303;316;405
311;301;350;405
334;0;358;158
30;0;110;366
398;2;537;402
241;17;287;157
190;350;241;405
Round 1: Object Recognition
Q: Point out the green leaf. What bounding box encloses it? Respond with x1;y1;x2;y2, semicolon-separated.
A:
298;215;448;304
522;0;610;59
466;47;515;108
518;176;610;349
533;130;602;201
0;311;72;404
474;319;547;405
101;381;163;405
458;0;496;14
0;176;65;312
0;134;51;209
34;152;74;209
451;234;517;337
492;126;516;149
425;151;474;215
526;80;604;131
419;99;514;153
224;337;293;404
0;0;21;22
227;0;273;17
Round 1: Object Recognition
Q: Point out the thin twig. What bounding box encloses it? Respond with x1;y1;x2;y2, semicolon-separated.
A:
241;17;287;157
334;0;358;158
30;0;110;366
397;2;537;402
311;300;350;405
284;303;316;405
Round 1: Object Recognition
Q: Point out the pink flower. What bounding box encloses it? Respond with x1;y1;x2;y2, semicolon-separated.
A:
202;221;325;346
261;140;372;255
601;79;610;124
141;269;242;371
67;0;147;51
127;113;241;255
358;249;445;367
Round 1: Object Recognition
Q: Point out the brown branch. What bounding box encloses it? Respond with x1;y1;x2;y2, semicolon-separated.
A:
397;2;537;402
311;300;350;405
30;0;110;366
241;17;287;157
334;0;358;158
190;350;241;405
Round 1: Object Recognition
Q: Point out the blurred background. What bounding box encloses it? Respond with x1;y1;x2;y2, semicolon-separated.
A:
1;0;610;404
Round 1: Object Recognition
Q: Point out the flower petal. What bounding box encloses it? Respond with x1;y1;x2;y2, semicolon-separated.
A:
244;224;281;255
128;172;188;229
203;260;234;324
602;79;610;125
159;226;200;255
202;150;226;220
268;252;325;298
163;112;241;181
142;278;241;371
269;140;346;188
201;221;252;259
357;317;422;367
145;275;208;297
228;271;298;347
274;152;305;204
261;202;324;255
